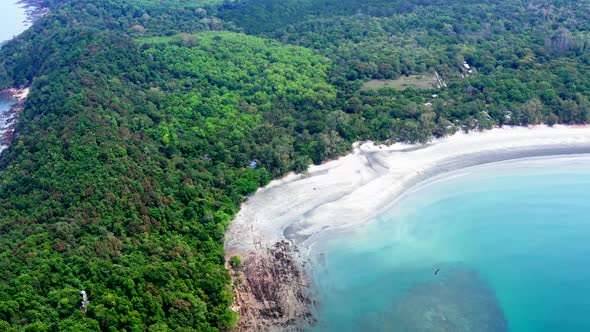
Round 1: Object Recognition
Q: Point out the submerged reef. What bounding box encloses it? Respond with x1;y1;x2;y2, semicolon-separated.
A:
359;267;508;332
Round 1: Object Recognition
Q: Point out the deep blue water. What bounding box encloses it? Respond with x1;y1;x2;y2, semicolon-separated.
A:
309;155;590;332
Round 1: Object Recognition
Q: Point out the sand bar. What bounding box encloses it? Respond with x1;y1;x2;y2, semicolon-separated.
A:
225;125;590;257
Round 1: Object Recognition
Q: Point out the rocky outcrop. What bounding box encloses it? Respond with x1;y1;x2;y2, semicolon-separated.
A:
0;88;29;149
17;0;49;24
229;241;315;331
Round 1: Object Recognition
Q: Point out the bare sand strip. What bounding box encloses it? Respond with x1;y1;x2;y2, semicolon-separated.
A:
226;125;590;331
226;125;590;257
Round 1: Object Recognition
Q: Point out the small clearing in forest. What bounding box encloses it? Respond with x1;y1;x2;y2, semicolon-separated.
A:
362;74;440;91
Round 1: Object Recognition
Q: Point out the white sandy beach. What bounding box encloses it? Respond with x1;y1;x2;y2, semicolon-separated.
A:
225;125;590;257
7;87;30;101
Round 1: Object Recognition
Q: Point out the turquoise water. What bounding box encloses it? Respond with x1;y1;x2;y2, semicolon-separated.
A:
309;155;590;332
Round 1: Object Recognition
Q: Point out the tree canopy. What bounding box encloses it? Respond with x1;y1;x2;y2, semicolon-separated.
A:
1;0;590;330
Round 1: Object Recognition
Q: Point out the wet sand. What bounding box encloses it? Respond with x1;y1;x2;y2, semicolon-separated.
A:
226;125;590;258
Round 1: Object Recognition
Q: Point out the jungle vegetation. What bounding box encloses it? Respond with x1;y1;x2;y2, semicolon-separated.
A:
1;0;590;330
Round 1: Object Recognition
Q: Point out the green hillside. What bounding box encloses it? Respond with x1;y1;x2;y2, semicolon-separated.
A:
0;0;590;330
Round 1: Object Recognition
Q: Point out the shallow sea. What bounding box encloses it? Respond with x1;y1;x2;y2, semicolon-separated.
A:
309;155;590;331
0;1;29;149
0;0;29;43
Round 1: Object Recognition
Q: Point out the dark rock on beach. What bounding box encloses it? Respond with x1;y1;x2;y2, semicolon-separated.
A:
17;0;49;24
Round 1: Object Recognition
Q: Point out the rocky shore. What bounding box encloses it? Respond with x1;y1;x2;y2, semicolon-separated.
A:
17;0;49;24
225;125;590;331
0;87;29;149
0;0;44;150
228;241;315;331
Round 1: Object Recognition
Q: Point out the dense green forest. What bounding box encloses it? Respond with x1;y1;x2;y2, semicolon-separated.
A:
0;0;590;330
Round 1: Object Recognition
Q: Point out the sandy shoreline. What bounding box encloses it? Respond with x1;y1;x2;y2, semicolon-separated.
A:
226;125;590;330
226;125;590;258
5;87;30;101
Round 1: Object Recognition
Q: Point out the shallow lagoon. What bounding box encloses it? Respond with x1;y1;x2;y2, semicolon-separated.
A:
309;155;590;331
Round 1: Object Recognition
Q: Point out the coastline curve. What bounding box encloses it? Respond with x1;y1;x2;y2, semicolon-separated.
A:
225;125;590;331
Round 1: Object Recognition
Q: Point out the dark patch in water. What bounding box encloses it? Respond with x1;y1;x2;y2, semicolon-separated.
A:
357;267;507;332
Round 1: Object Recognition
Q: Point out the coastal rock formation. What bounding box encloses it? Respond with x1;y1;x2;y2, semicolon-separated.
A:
17;0;49;23
229;241;314;331
226;127;590;331
0;88;29;149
